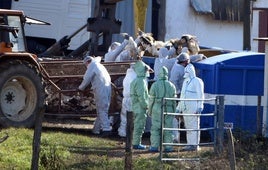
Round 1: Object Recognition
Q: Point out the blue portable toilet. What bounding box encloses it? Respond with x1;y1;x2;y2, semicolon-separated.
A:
193;51;265;135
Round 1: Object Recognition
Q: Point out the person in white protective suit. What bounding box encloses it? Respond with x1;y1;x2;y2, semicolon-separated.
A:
104;33;139;62
104;35;129;62
169;52;190;143
115;35;138;62
78;56;112;137
177;63;204;151
153;47;176;80
117;63;137;137
170;52;190;96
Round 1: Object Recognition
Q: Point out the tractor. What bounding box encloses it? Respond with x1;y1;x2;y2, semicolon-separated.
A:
0;1;131;128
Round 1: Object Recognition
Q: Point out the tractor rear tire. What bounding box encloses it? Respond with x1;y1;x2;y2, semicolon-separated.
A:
0;60;45;128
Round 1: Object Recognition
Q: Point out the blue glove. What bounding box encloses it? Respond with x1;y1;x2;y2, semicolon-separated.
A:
196;108;203;113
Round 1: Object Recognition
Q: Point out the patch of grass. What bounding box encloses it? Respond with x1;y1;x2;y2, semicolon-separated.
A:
1;127;267;169
231;129;268;170
0;128;33;169
0;128;163;169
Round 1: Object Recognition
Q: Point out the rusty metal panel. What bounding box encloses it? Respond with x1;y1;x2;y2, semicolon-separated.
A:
39;59;132;116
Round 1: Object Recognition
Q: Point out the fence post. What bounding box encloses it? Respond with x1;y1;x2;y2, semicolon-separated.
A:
216;96;224;154
257;96;262;137
31;107;45;170
125;111;133;170
227;128;237;170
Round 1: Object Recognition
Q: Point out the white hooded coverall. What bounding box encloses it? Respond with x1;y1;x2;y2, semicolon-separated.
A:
169;63;185;141
169;53;190;142
178;63;204;148
79;57;112;133
153;47;176;80
118;65;137;137
104;40;128;62
169;62;186;96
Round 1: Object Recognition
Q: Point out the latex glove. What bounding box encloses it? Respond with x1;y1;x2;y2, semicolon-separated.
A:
196;108;203;113
138;30;143;36
175;106;180;113
121;33;129;40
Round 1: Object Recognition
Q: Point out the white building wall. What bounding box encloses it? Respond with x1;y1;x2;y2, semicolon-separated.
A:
252;11;260;52
165;0;244;51
254;0;268;7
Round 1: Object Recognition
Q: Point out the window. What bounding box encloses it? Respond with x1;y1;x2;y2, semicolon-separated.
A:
7;15;25;52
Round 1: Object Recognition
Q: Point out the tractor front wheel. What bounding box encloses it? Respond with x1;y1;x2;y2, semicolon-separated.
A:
0;60;45;127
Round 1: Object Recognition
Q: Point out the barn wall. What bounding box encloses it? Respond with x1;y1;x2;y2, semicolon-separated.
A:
165;0;243;51
11;0;92;50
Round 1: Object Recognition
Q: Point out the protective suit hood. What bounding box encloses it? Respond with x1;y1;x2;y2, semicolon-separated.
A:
158;47;169;59
108;42;121;52
134;60;148;77
83;56;94;64
184;63;196;79
83;56;102;65
158;66;168;80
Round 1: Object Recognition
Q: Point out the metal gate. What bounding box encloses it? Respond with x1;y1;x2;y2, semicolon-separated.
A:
159;96;224;161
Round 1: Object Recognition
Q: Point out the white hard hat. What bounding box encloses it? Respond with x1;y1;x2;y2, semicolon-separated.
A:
177;52;190;62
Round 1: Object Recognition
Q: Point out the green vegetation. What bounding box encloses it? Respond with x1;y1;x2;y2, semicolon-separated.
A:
0;128;267;170
0;128;186;170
